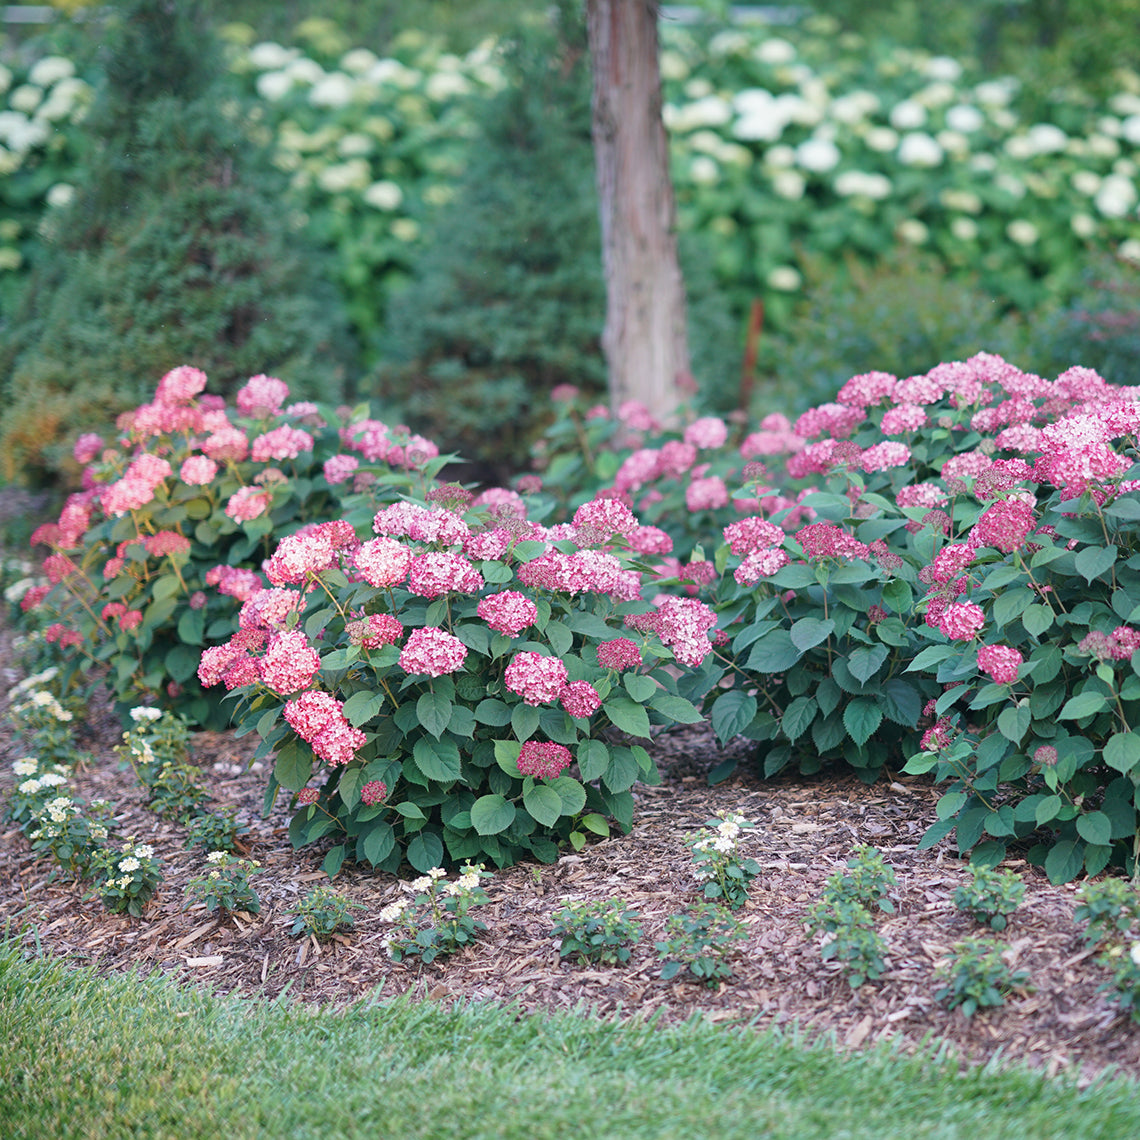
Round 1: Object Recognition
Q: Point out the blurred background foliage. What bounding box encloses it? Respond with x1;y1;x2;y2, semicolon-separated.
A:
1;0;1138;490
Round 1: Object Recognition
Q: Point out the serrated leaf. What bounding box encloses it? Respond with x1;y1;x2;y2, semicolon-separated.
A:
781;696;817;743
603;696;652;739
1058;690;1110;720
416;691;452;739
602;748;639;793
549;776;586;817
842;699;882;747
360;823;395;867
576;739;609;781
1021;604;1053;637
649;693;704;724
474;698;512;726
1044;839;1084;885
412;737;461;783
623;673;657;702
1104;731;1140;774
745;629;804;673
847;644;889;684
407;832;445;872
494;739;522;775
1075;544;1117;584
341;690;385;728
997;705;1031;744
1076;810;1112;847
906;645;958;673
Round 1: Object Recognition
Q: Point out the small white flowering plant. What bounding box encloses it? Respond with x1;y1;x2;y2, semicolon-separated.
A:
89;840;163;917
550;898;641;966
4;756;71;831
117;707;193;778
288;885;364;940
685;810;761;909
1098;941;1140;1023
379;863;492;964
28;793;115;878
184;851;261;915
6;674;84;767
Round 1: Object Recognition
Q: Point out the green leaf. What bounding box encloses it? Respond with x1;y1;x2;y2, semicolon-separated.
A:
576;740;609;782
494;739;522;775
321;646;361;671
550;776;587;817
511;702;541;743
1044;840;1084;885
474;698;512;726
781;696;817;743
1035;794;1063;826
546;620;573;657
992;588;1033;628
710;691;757;745
523;784;563;827
649;693;704;724
847;644;889;684
416;691;452;739
1075;544;1117;584
602;748;640;793
745;629;804;673
906;645;958;673
412;737;461;783
622;672;658;703
789;617;835;652
360;823;395;867
580;813;610;837
164;644;200;684
176;607;205;646
407;832;445;872
842;699;882;747
1058;690;1110;720
1021;604;1054;637
273;739;311;791
471;794;516;835
341;690;385;728
1104;731;1140;774
1076;810;1112;847
603;697;652;739
996;705;1031;744
322;845;346;879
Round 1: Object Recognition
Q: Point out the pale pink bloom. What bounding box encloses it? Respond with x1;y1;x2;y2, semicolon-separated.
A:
618;401;658;432
627;525;673;555
73;433;103;466
354;537;412;588
477;591;538;636
684;416;728;450
312;720;367;766
504;651;569;705
896;482;949;509
794;402;864;441
206;564;264;601
613;449;661;493
399;627;468;677
879;404;927;434
977;644;1022;684
835;371;897;408
796;522;871;561
266;530;338;585
785;438;839;478
408;551;483;598
686;475;729;512
342;418;393;461
202;426;250;462
143;531;190;558
347;613;403;649
658;440;697;476
723;516;783;556
572;498;639;543
464;527;512;561
739;429;803;458
734;548;790;585
180;455;219;486
155;365;208;404
860;441;911;472
323;454;359;485
260;630;321;695
929;542;977;583
239;588;302;631
225;486;272;523
655;596;716;667
471;487;527;519
250;425;313;463
284;690;346;741
941;452;993;483
236;374;289;418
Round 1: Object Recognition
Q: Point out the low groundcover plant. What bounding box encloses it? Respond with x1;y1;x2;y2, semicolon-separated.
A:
378;863;491;964
551;898;642;966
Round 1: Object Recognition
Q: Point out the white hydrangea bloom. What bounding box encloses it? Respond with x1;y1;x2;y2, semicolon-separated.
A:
897;132;943;167
363;180;402;210
889;99;927;130
951;217;978;241
864;126;899;153
1006;219;1039;245
945;104;984;133
1095;173;1137;218
767;266;802;291
795;137;840;173
754;37;796;66
256;72;294;102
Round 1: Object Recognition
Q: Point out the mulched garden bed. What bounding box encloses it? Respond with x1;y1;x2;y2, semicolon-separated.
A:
2;674;1138;1086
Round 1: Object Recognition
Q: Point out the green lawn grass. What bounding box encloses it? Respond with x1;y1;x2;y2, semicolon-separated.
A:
1;941;1137;1140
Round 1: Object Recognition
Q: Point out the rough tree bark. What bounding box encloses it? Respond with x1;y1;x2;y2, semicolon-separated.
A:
585;0;691;424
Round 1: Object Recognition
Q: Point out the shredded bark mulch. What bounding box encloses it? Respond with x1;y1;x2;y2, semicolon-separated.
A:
2;677;1139;1087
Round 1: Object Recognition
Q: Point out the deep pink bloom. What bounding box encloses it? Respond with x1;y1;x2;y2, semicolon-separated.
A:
683;416;728;450
734;548;790;585
143;531;191;558
560;680;603;719
686;475;729;512
225;486;272;523
517;740;573;779
360;780;388;806
73;433;104;466
973;499;1036;553
236;374;289;418
323;454;359;485
284;690;346;740
407;551;483;598
655;596;716;667
597;638;642;670
723;516;783;556
938;601;986;641
347;612;404;649
354;537;412;588
296;787;320;805
155;365;208;404
572;498;639;544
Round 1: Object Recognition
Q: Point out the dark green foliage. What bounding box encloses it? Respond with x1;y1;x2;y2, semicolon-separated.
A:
0;0;355;486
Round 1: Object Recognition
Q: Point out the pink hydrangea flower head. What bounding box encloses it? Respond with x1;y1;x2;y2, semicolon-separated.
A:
734;548;790;585
260;630;322;694
560;680;603;720
202;426;249;463
155;365;208;404
312;719;368;766
572;497;639;545
655;596;716;667
723;516;783;556
236;374;290;419
322;454;360;485
929;542;977;584
225;486;272;523
143;531;191;558
180;455;219;486
938;601;986;641
973;499;1036;553
407;551;483;598
296;787;320;806
250;425;313;464
477;591;538;636
464;527;512;561
658;439;697;477
265;529;338;586
504;651;569;704
618;401;658;432
686;475;729;512
360;780;388;806
977;643;1023;684
628;525;673;555
399;627;468;677
860;441;911;473
347;612;404;649
239;588;302;631
284;690;345;741
836;370;897;408
517;740;573;780
683;416;729;450
597;638;642;670
796;522;871;562
354;537;412;589
73;433;104;466
613;449;662;493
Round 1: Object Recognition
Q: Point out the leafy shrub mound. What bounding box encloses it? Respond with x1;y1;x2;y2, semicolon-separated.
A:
537;353;1140;881
204;489;710;873
21;364;445;728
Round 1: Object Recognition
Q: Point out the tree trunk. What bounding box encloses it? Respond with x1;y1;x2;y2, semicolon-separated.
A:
585;0;690;424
